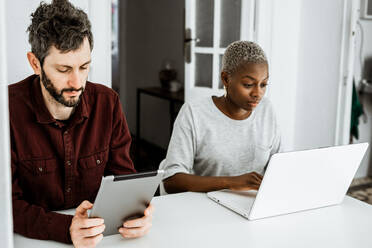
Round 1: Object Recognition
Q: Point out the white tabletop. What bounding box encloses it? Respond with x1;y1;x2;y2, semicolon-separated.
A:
14;193;372;248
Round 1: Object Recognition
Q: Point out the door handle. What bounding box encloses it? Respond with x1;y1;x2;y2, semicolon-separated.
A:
184;37;200;43
184;28;199;63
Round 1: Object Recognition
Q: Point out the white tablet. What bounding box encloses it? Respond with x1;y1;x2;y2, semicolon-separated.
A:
89;170;164;236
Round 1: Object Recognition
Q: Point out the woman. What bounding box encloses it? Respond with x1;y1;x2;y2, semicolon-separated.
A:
160;41;281;194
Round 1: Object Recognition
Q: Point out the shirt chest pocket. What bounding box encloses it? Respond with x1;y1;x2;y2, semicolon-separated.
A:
252;145;272;173
19;158;59;176
77;150;109;202
78;150;109;170
17;158;61;205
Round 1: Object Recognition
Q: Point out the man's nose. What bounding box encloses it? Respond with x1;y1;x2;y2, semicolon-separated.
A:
68;70;82;89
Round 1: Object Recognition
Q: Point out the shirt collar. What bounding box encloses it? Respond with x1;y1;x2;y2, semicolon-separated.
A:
31;75;89;125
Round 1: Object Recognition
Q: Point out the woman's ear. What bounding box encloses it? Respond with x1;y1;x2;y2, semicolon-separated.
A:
27;52;42;75
221;71;229;88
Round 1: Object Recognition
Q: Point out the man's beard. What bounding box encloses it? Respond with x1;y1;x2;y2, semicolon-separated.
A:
41;67;84;107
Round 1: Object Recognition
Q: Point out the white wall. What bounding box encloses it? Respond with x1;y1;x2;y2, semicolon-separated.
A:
5;0;111;87
5;0;39;83
268;0;371;177
0;0;14;246
294;0;344;149
264;0;302;151
267;0;346;151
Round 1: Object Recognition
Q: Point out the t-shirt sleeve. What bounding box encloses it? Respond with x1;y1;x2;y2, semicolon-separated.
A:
270;111;282;155
159;103;196;179
271;127;282;155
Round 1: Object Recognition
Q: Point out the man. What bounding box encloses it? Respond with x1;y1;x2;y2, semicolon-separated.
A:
9;0;153;246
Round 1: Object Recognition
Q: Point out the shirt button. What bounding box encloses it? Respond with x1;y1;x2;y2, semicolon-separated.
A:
66;160;71;166
96;159;101;165
66;187;71;193
38;167;43;172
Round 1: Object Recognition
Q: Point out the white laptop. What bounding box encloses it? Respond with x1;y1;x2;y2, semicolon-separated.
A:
207;143;369;220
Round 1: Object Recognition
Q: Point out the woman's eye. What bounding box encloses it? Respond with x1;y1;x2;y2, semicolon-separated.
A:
80;67;88;70
58;69;68;73
243;83;254;88
261;83;268;88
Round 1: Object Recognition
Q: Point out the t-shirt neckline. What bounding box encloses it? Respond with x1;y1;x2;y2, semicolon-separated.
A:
209;96;257;125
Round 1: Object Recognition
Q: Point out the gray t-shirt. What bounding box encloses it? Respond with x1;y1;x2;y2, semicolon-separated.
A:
159;96;281;179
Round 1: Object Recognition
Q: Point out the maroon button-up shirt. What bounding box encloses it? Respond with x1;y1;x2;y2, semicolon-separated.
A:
9;75;136;243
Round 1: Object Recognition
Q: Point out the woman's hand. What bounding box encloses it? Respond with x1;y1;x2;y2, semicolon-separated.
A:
229;172;263;191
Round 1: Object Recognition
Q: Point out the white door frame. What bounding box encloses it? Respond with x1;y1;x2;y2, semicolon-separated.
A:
254;0;274;98
0;0;14;247
335;0;360;145
254;0;274;60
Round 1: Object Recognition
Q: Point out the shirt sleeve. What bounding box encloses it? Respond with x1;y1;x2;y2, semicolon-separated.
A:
159;103;196;180
11;147;74;244
106;95;136;175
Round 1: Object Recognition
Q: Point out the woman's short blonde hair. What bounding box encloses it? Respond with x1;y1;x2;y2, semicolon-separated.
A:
222;41;267;75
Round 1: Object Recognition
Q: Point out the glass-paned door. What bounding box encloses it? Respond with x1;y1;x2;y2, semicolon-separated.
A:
184;0;256;102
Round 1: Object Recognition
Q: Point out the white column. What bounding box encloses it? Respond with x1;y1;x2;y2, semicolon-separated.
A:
88;0;112;87
0;0;14;246
212;0;221;90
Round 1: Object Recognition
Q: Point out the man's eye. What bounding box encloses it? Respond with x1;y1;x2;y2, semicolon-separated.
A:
80;67;88;70
261;83;268;88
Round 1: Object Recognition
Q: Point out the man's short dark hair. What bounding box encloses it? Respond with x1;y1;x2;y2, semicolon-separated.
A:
27;0;93;65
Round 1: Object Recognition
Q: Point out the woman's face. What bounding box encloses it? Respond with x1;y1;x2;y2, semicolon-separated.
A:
222;62;269;112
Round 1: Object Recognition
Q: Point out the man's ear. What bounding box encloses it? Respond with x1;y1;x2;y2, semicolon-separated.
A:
27;52;42;75
221;71;229;88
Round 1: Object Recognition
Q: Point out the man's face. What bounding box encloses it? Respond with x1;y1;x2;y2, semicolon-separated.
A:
40;38;91;107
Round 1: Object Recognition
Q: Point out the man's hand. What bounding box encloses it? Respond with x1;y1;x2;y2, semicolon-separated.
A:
119;204;154;238
70;200;105;248
229;172;263;191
